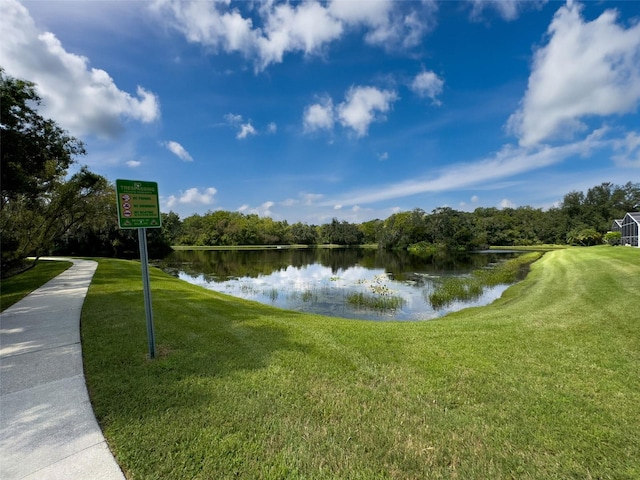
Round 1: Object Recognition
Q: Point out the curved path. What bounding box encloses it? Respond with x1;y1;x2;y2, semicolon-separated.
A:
0;258;125;480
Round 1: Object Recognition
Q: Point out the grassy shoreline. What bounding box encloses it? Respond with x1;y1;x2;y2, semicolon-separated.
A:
80;246;639;479
428;251;543;308
0;259;72;311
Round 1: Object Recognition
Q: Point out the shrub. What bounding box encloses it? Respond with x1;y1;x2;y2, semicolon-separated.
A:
603;231;621;246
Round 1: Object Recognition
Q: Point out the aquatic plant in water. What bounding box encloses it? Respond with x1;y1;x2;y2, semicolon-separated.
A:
346;292;406;312
428;277;484;309
301;289;317;302
347;273;406;312
239;283;259;294
265;287;279;302
427;252;542;308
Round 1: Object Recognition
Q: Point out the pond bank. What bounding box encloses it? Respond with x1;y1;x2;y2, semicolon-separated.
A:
159;247;527;321
428;251;542;308
81;246;640;479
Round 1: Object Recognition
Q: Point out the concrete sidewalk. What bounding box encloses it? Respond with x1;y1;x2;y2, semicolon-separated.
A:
0;258;125;480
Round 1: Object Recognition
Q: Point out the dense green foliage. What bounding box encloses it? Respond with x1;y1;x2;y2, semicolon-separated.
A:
165;181;638;251
604;231;622;246
1;69;87;271
50;181;171;259
44;180;640;258
1;167;121;267
81;247;640;479
0;69;85;204
0;70;171;273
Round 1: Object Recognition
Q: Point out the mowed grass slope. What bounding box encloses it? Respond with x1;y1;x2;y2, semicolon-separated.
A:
0;259;72;310
81;247;640;479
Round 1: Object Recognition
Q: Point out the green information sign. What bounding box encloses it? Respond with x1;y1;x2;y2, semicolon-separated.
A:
116;179;161;229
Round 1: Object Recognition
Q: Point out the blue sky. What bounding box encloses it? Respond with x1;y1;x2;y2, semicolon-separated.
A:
2;0;639;224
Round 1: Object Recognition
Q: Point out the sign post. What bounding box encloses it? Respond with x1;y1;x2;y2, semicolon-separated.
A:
116;179;161;359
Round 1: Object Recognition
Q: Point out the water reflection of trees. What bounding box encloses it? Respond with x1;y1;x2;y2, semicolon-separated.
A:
158;248;519;282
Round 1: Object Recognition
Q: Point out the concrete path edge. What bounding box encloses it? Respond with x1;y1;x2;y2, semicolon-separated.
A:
0;258;126;480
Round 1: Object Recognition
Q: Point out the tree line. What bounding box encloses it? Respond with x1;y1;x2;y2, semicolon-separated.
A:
163;180;639;251
2;69;639;275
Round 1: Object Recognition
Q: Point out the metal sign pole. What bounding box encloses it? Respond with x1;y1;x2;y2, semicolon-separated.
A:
116;180;161;358
138;227;156;359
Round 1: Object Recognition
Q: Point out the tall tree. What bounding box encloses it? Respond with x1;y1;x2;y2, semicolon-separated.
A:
1;69;86;271
319;219;363;245
358;219;383;244
289;222;318;245
1;69;85;207
161;211;183;245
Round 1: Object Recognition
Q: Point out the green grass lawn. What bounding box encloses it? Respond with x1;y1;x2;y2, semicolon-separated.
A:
0;259;72;311
81;246;640;479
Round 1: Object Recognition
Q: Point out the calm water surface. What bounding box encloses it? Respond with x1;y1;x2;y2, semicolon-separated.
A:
157;248;521;321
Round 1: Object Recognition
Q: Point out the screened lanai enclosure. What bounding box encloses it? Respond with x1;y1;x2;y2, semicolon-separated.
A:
611;218;623;233
620;212;640;247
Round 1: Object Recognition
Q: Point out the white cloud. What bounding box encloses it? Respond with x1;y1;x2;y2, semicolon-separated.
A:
378;152;389;161
224;113;257;139
163;140;193;161
328;0;393;26
329;0;394;45
334;204;342;210
244;201;275;217
261;201;275;216
304;86;397;137
152;0;436;71
612;131;640;167
303;193;324;205
461;195;480;209
267;122;277;134
320;129;611;207
224;113;243;124
303;98;335;132
410;70;444;104
0;0;160;139
237;122;257;139
126;160;141;168
330;0;436;50
507;1;640;147
467;0;546;21
166;187;217;208
337;86;398;137
499;198;515;209
256;1;344;69
151;0;257;55
152;0;343;71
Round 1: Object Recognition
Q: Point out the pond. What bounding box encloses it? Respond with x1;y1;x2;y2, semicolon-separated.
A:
156;248;523;321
